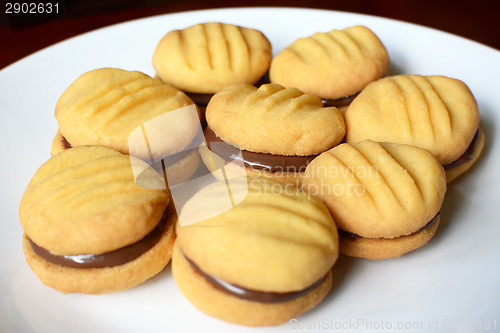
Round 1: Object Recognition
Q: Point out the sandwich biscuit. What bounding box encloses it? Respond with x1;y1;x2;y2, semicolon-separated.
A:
19;146;176;294
301;140;447;259
344;74;483;182
152;22;272;122
200;83;345;186
269;25;389;112
173;176;338;326
53;67;201;185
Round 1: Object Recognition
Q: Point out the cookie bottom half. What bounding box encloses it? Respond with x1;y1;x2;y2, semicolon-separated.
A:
339;215;440;260
171;242;332;327
22;218;176;294
445;128;485;183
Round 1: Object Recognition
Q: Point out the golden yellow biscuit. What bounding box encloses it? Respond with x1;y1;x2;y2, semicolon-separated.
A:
206;83;344;156
19;146;175;294
172;243;333;327
153;22;272;94
301;140;447;259
344;75;481;171
339;215;440;260
22;213;176;294
270;25;389;100
174;176;338;326
55;68;200;161
200;83;344;186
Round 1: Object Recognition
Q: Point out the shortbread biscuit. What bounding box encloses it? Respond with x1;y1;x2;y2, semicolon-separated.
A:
344;75;482;181
201;83;345;185
54;67;201;183
153;22;272;94
301;140;447;259
269;25;389;107
19;146;176;294
173;176;338;326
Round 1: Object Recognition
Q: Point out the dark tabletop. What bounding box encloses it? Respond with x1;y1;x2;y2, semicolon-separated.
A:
1;0;499;70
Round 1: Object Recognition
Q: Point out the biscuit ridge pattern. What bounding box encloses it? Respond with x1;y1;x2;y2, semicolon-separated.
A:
303;141;446;238
345;75;478;164
290;29;365;63
61;73;186;127
153;22;272;93
20;146;168;255
390;75;453;142
177;23;253;71
56;68;196;158
207;83;345;156
178;177;338;292
325;142;425;212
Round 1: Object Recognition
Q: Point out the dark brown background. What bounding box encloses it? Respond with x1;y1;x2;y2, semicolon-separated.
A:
1;0;499;70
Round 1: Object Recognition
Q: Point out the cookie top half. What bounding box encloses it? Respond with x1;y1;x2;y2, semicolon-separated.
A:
19;146;169;256
176;176;338;293
269;25;389;99
206;83;345;156
152;22;272;94
55;68;199;160
302;140;446;238
344;75;479;165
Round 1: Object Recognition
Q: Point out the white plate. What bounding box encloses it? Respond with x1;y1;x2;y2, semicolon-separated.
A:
1;7;499;333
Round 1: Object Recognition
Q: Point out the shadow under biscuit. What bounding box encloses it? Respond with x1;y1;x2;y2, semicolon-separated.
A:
135;261;173;291
387;61;406;76
305;254;357;313
474;110;494;172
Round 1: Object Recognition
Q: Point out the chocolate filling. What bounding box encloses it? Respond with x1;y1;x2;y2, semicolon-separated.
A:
61;135;72;149
338;213;440;241
183;252;324;303
204;127;318;173
28;208;172;268
147;149;193;175
443;129;480;170
321;93;358;108
185;92;212;107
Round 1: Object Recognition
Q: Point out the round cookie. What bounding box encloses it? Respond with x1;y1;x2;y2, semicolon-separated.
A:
153;22;271;93
201;83;345;186
173;176;338;326
152;22;272;122
301;140;447;259
19;146;176;294
54;67;202;184
344;74;482;182
269;25;389;111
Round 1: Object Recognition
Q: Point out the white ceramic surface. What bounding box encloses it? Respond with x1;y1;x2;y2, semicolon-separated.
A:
1;7;499;333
